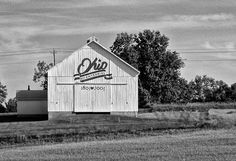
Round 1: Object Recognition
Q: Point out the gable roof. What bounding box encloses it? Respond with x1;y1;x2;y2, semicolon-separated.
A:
87;40;140;75
48;38;140;75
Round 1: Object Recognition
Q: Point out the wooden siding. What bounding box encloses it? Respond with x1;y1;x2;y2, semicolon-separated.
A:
18;101;47;115
48;42;139;113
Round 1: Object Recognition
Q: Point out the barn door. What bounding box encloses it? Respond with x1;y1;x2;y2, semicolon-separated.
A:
74;84;111;112
74;85;93;112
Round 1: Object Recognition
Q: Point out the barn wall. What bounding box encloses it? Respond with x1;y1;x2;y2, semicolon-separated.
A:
48;42;138;114
110;77;138;112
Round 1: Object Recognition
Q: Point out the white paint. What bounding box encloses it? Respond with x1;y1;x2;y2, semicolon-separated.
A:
48;39;139;114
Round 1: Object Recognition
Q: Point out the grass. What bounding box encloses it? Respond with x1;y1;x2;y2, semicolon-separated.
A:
1;128;236;161
140;102;236;112
0;114;201;147
0;102;236;147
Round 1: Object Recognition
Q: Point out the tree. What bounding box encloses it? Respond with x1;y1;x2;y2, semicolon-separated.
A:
174;78;193;103
0;82;7;113
0;103;6;113
231;83;236;101
33;61;53;90
6;98;17;112
189;75;231;102
0;82;7;104
110;30;185;104
189;75;215;102
214;80;231;102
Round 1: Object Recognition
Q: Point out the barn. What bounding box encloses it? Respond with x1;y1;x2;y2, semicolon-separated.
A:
47;37;139;119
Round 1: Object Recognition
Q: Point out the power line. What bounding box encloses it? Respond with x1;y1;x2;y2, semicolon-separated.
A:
0;48;236;66
180;50;236;54
0;48;236;57
0;49;49;54
0;50;74;57
0;61;38;66
0;48;75;53
0;59;235;66
170;47;236;51
0;49;74;66
0;47;235;52
0;52;49;57
183;59;236;61
2;50;235;57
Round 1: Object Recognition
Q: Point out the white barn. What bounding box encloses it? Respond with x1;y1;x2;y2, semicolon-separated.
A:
47;37;139;119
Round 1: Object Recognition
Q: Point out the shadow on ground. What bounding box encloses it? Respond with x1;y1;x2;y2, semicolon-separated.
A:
0;113;48;122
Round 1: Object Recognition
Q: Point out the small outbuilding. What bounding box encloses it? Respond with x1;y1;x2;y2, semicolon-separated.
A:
16;90;47;117
47;37;139;119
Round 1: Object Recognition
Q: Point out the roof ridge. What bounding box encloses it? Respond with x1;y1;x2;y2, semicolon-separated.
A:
87;40;140;75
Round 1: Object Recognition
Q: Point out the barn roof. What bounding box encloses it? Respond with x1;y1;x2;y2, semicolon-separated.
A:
48;38;140;75
87;40;140;75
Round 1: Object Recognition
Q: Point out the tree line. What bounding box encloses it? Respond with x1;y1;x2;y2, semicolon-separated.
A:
0;29;236;112
110;30;236;106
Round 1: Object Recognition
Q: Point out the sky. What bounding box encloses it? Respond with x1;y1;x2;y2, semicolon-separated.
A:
0;0;236;99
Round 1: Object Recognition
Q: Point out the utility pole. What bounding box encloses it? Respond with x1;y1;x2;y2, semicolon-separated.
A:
50;48;56;66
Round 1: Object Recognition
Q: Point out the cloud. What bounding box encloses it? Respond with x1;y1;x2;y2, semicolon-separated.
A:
162;13;235;25
216;42;236;59
37;12;236;36
0;26;41;50
86;0;185;7
0;12;235;52
199;13;234;21
185;13;233;21
0;0;187;8
162;13;235;21
201;41;236;59
225;42;235;49
202;41;235;50
202;41;215;49
0;0;235;53
161;13;235;28
0;0;31;3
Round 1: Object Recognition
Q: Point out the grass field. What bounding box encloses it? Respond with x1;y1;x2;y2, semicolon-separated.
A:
0;113;203;147
140;102;236;112
1;128;236;161
0;110;235;147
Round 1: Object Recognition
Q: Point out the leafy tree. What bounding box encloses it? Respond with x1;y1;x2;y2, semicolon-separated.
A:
138;85;151;106
231;83;236;101
6;98;17;112
174;78;193;103
189;75;213;102
214;80;231;102
110;30;185;104
189;75;231;102
0;82;7;104
33;61;53;90
0;103;6;113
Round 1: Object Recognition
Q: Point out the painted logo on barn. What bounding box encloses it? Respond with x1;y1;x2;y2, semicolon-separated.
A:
74;57;112;82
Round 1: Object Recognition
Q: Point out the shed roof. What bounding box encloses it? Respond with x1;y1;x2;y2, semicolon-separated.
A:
16;90;47;101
